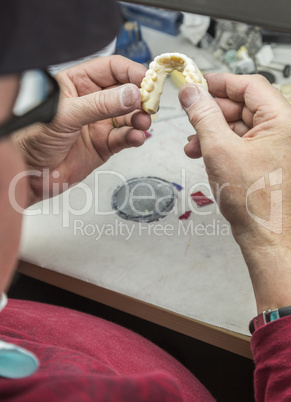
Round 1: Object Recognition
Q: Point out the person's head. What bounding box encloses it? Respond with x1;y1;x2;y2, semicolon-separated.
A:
0;74;26;293
0;0;121;293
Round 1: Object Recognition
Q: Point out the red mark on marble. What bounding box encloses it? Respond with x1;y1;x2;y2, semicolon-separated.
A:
144;131;152;139
179;210;191;220
191;191;214;207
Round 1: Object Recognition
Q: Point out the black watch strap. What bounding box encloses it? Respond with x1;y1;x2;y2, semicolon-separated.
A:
249;306;291;334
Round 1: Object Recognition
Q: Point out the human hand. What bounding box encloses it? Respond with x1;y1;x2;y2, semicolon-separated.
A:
14;56;151;204
179;73;291;312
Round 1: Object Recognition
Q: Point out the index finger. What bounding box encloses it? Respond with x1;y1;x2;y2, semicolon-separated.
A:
63;55;147;96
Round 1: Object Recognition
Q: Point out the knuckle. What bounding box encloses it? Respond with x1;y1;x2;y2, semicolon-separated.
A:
188;102;221;129
93;90;111;117
251;73;268;84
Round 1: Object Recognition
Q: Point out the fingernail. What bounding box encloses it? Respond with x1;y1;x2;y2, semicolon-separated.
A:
121;85;135;108
180;84;199;108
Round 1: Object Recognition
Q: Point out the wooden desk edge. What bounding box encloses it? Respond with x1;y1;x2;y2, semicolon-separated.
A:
17;260;252;359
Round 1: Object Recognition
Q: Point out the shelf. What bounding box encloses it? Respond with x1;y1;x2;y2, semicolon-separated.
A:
126;0;291;32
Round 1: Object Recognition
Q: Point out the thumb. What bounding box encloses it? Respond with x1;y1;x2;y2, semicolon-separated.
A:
178;83;232;146
57;84;141;129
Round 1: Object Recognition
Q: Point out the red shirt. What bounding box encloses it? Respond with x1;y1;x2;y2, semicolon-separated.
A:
0;299;214;401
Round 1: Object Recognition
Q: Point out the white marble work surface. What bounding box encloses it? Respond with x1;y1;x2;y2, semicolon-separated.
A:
20;71;257;335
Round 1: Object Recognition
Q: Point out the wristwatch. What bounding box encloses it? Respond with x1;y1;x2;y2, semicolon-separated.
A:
249;306;291;334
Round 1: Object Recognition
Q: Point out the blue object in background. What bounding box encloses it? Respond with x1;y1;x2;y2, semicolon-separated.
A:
115;21;152;65
119;2;183;36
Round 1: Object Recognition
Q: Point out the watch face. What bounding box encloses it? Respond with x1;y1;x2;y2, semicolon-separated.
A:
250;308;283;334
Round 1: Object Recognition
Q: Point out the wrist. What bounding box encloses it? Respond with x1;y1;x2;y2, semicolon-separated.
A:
249;306;291;333
239;241;291;313
11;128;49;206
26;185;40;207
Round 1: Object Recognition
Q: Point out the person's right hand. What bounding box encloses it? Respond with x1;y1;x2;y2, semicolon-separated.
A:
13;56;151;205
178;73;291;313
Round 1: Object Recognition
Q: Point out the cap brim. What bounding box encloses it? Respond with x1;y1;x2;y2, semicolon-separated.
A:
0;0;122;75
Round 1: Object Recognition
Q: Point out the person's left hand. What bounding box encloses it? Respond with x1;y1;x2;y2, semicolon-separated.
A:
13;55;151;205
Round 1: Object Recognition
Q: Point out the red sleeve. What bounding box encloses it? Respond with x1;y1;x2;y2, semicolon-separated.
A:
251;315;291;402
